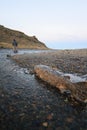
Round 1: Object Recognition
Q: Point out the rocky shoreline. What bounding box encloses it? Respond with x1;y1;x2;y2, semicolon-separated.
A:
12;49;87;75
12;49;87;105
0;49;87;130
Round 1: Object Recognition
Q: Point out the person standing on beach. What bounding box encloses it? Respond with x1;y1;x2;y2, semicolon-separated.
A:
12;39;18;53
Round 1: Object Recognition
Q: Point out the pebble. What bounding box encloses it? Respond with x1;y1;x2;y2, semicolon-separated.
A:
42;122;48;127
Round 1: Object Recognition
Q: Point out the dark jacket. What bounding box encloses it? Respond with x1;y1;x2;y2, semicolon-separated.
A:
12;39;18;46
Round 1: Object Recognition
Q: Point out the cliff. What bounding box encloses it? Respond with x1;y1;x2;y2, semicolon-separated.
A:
0;25;47;49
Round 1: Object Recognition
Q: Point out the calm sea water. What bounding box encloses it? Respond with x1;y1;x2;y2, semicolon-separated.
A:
46;41;87;49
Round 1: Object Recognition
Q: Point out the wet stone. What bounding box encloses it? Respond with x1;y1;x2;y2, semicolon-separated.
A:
0;49;87;130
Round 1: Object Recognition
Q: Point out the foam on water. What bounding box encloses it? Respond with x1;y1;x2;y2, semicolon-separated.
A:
57;70;87;83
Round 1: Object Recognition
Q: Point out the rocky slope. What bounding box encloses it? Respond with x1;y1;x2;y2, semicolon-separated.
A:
0;25;47;49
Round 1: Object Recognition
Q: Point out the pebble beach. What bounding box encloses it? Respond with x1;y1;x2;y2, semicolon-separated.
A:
0;49;87;130
12;49;87;75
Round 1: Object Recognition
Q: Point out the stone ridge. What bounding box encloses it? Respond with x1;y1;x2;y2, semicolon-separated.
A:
34;65;87;104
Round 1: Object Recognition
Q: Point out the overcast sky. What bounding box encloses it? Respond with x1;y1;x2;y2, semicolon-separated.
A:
0;0;87;49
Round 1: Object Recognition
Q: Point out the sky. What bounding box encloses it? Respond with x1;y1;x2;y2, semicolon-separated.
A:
0;0;87;49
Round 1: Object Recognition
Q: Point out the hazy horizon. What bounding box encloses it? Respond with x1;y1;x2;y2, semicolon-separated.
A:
45;41;87;49
0;0;87;49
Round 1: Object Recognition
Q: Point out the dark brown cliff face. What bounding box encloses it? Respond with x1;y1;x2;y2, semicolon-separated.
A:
0;25;47;49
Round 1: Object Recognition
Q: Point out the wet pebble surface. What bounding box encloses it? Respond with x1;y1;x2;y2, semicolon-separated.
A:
0;49;87;130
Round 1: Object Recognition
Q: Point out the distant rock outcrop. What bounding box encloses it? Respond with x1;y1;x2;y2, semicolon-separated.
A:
0;25;47;49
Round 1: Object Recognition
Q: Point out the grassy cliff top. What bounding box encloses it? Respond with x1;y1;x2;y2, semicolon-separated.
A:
0;25;48;49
